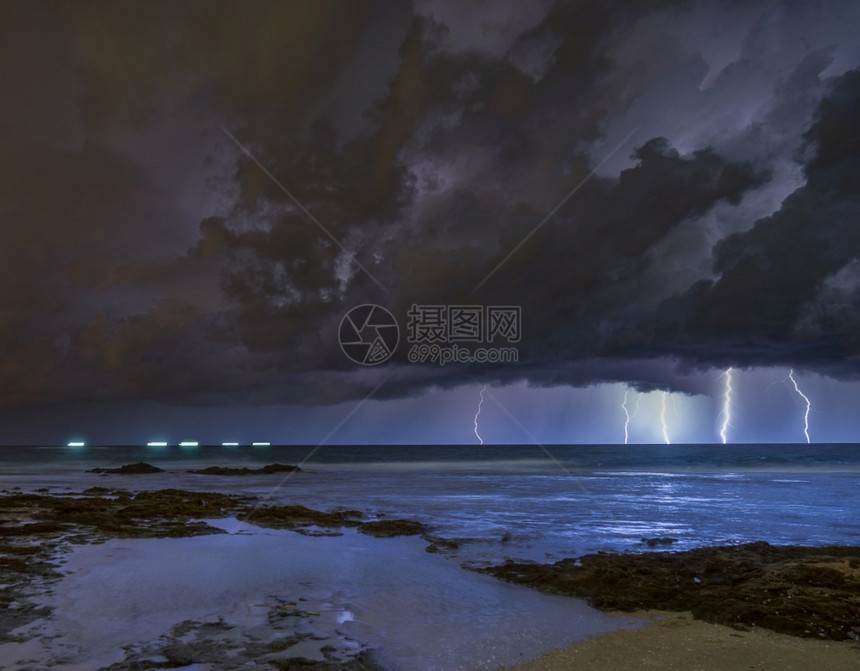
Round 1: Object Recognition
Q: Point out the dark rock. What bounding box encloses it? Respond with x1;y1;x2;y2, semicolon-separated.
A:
0;545;40;556
0;489;251;539
358;519;428;537
187;463;301;476
239;505;358;530
87;462;164;474
0;521;68;536
479;542;860;641
240;505;431;540
82;486;113;495
160;642;195;665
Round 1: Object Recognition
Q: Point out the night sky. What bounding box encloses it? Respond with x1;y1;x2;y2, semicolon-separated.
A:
2;0;860;445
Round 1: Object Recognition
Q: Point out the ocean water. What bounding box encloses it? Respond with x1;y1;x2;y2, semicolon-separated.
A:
2;443;859;563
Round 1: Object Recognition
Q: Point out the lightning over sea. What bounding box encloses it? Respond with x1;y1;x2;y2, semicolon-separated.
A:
621;389;632;445
720;367;734;445
473;384;487;445
660;391;670;444
788;370;812;444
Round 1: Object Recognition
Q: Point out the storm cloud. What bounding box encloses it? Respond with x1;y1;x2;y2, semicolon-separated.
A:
1;0;859;420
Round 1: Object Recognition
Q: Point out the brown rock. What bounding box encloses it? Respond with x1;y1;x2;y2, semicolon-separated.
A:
0;489;250;539
238;505;357;530
87;462;164;474
187;463;301;476
358;519;428;537
479;542;860;641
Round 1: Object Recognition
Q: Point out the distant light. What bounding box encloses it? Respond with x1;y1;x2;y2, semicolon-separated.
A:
222;442;239;446
179;441;199;447
252;442;271;447
147;441;168;447
67;441;85;447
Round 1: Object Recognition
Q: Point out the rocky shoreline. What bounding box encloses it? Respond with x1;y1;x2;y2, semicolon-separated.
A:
0;469;437;669
85;461;302;476
480;541;860;641
188;463;302;476
3;465;859;668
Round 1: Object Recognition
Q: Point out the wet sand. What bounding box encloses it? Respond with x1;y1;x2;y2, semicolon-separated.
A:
511;610;860;671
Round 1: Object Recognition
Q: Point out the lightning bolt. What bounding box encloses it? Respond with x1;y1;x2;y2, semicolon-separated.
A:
473;384;487;445
719;367;733;445
787;369;811;444
622;388;631;445
660;391;670;445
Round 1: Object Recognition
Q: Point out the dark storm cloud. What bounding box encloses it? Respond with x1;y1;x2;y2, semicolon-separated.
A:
48;1;375;131
0;126;201;403
200;0;772;397
610;68;860;376
0;0;382;406
2;0;860;411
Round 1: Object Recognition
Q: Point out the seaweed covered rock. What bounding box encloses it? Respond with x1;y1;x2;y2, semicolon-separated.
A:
480;542;860;641
87;462;163;474
188;464;301;476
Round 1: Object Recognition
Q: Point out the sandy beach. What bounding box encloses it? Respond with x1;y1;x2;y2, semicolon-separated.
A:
512;611;860;670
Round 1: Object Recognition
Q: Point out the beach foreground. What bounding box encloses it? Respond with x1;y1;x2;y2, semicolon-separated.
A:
511;611;860;671
0;482;637;669
2;471;859;668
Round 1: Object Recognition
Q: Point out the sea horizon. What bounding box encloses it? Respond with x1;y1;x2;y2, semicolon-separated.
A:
4;442;858;561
